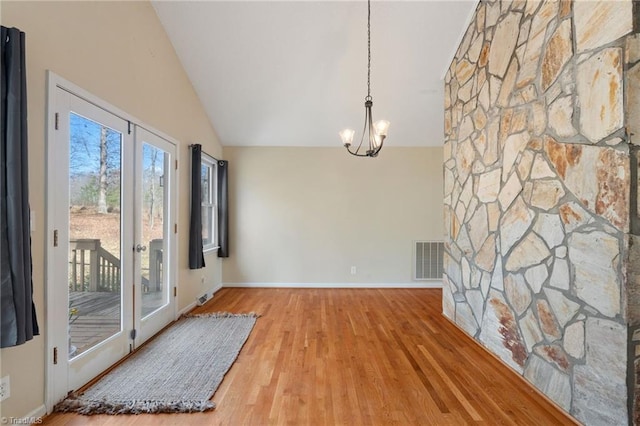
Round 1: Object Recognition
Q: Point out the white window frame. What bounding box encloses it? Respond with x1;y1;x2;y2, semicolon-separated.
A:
201;152;218;252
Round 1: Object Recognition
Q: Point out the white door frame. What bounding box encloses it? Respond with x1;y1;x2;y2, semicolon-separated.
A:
44;71;179;412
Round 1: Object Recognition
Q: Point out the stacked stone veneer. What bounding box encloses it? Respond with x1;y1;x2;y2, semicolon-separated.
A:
443;1;638;424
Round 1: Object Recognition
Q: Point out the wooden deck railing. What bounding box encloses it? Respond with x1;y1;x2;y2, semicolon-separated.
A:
147;239;163;292
69;239;121;292
69;239;163;293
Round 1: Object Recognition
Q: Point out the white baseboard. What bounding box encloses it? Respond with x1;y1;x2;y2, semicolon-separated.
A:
210;282;224;295
15;404;46;423
200;283;224;304
178;300;198;316
179;282;225;315
222;282;443;289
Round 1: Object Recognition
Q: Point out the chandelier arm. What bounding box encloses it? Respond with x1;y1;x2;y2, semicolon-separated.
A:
346;104;377;158
355;104;369;155
346;148;368;157
346;130;369;157
372;137;384;156
368;107;374;154
345;105;370;157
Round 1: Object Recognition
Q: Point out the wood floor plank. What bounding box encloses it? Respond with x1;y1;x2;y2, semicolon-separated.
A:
43;288;577;425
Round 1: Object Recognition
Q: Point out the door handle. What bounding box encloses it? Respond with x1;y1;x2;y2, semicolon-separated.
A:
135;244;147;253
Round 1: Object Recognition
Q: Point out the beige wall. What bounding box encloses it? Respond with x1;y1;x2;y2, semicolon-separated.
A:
0;1;222;418
222;147;443;285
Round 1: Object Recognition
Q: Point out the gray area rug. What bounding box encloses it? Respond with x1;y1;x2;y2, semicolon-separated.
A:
55;312;257;414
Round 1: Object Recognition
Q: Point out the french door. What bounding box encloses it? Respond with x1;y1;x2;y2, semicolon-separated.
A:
46;74;177;406
134;128;176;345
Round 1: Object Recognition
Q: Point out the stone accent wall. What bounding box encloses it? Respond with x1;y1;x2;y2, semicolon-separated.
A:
443;1;636;424
627;33;640;426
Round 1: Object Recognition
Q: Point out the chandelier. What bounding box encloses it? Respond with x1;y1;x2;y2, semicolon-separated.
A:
339;0;390;157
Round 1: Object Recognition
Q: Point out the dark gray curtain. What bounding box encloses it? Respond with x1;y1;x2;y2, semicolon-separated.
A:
217;160;229;258
188;144;205;269
1;26;39;348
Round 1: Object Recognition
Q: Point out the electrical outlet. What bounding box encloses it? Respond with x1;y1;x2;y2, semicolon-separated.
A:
350;266;357;275
0;375;10;401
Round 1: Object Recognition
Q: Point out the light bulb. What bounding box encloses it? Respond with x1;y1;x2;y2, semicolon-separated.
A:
339;129;355;147
374;120;390;137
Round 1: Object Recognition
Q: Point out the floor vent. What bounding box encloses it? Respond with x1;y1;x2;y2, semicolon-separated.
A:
197;292;209;306
414;241;444;280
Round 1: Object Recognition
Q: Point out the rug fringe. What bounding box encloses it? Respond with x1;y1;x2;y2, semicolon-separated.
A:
184;311;260;319
55;396;216;415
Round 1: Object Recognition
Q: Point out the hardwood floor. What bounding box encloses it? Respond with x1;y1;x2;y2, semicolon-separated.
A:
44;288;577;425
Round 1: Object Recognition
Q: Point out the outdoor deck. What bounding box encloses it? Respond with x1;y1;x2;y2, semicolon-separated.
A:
69;291;164;357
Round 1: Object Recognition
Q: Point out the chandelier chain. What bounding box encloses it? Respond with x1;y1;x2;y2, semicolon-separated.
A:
367;0;371;100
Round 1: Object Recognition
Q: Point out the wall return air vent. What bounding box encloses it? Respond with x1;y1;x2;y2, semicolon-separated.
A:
414;241;444;280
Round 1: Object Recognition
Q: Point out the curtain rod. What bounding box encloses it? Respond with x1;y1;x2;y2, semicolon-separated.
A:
189;143;220;162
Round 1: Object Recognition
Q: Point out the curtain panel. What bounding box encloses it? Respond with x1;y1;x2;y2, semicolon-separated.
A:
1;26;39;347
217;160;229;258
188;144;205;269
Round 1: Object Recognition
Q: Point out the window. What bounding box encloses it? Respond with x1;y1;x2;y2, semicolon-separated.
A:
201;153;218;252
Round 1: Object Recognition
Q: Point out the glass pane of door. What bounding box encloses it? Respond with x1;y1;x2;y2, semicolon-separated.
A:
140;143;169;318
68;112;122;359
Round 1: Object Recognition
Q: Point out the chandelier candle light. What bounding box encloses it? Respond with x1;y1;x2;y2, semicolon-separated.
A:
340;0;390;157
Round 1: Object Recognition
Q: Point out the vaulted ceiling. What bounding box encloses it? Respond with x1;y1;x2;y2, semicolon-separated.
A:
152;1;477;147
